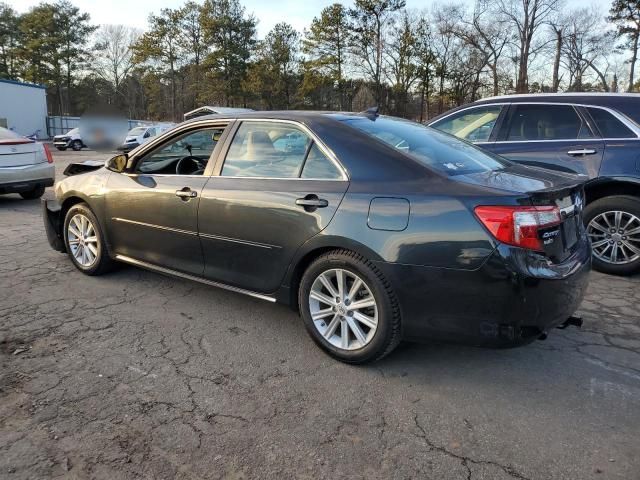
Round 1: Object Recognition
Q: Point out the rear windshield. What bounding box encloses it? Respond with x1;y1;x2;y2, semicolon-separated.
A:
128;127;147;136
342;116;508;176
0;127;22;140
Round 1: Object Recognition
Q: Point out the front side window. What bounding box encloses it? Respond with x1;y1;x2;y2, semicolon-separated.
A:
344;116;508;176
506;104;593;141
431;105;503;142
222;121;343;179
136;126;226;175
587;107;637;139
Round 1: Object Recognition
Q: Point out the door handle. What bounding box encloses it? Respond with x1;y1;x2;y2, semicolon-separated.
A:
567;149;597;156
175;188;197;199
296;195;328;211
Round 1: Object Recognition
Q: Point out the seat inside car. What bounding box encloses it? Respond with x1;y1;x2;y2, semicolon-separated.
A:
243;130;276;160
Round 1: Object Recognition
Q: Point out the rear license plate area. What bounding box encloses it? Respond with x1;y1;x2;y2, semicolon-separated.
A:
562;216;578;250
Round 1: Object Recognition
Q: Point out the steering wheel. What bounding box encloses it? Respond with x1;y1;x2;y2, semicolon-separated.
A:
176;156;206;175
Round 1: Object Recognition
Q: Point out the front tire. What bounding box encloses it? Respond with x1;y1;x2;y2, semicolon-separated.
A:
63;203;114;275
56;146;67;151
71;140;82;151
19;185;45;200
298;250;401;364
584;195;640;276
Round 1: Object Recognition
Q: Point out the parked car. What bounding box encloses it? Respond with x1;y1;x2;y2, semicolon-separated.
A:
428;93;640;276
118;124;174;152
0;126;54;199
53;128;85;151
42;112;589;363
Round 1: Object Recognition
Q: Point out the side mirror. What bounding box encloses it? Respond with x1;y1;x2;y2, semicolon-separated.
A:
106;154;128;173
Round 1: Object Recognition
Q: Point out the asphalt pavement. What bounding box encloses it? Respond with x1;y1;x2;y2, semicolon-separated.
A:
1;148;639;479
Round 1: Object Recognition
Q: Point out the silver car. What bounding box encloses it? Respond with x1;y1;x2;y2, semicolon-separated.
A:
0;127;55;199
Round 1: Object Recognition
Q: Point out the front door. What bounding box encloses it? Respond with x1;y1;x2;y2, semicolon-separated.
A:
104;125;228;275
484;103;604;178
198;120;349;293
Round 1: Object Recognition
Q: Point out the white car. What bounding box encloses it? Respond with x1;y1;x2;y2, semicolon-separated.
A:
0;127;54;199
118;124;175;152
53;128;85;151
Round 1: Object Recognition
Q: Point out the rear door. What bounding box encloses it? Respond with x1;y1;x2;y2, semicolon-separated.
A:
486;103;604;178
198;120;349;293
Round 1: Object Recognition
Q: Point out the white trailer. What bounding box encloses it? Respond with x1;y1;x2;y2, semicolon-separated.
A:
0;79;48;140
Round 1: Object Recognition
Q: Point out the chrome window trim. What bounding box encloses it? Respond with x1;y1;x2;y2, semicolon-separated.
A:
114;254;276;303
213;176;348;182
432;101;640;142
127;119;231;159
220;118;349;181
478;93;640;102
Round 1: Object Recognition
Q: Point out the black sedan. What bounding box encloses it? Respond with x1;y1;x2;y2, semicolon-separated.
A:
43;111;590;363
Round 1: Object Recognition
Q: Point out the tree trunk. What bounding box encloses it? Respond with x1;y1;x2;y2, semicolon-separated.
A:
491;63;499;96
552;29;562;92
629;32;639;92
419;81;426;123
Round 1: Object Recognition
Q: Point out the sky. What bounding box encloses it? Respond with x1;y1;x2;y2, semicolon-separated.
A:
3;0;492;37
6;0;594;37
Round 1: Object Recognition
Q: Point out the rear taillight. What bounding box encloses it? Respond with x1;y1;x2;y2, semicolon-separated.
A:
43;143;54;163
474;205;562;251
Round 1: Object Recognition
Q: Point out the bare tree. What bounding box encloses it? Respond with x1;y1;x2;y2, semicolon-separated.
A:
445;3;510;96
494;0;560;93
561;8;612;91
93;25;140;97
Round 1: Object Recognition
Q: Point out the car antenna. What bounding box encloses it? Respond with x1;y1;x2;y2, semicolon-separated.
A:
359;106;379;120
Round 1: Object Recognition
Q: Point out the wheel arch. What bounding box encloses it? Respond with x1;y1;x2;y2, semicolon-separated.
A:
585;177;640;204
282;235;385;311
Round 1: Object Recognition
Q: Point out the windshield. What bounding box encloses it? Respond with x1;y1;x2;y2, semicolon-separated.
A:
342;116;509;176
67;128;79;135
128;127;147;136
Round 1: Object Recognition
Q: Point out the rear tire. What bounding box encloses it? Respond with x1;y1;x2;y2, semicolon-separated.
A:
63;203;114;275
19;185;45;200
584;195;640;276
71;140;82;151
298;250;402;364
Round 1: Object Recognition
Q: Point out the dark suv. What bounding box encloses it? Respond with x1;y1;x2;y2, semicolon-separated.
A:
429;93;640;275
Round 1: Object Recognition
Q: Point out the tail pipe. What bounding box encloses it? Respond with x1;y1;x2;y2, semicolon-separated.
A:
538;315;583;341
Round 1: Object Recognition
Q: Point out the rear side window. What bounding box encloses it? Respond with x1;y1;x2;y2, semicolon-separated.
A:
222;122;344;179
301;144;342;179
431;105;502;142
587;107;637;139
506;104;593;141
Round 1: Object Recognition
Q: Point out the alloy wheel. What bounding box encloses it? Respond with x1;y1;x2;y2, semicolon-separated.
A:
67;213;99;267
587;210;640;265
308;268;378;351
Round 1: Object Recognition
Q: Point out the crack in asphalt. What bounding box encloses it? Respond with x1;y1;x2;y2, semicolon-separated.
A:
413;416;531;480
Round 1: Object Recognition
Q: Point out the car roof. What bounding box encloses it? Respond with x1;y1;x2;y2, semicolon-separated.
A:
428;93;640;125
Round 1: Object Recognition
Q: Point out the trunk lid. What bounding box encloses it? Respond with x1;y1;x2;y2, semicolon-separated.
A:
0;141;40;167
460;164;586;262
